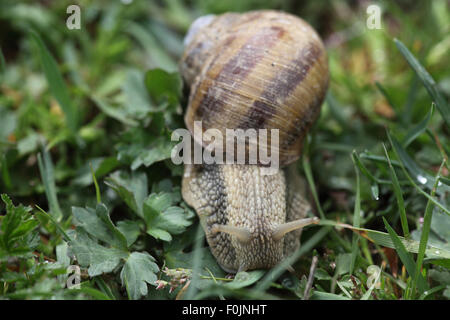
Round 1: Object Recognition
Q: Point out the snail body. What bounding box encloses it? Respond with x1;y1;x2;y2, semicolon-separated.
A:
180;10;329;273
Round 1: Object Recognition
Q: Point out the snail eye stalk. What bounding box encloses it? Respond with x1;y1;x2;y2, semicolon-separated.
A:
211;224;252;243
272;217;319;241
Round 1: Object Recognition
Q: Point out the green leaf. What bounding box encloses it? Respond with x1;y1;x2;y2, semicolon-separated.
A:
429;269;450;286
56;241;70;267
17;132;42;156
37;148;63;222
72;157;120;187
120;252;159;300
130;136;176;170
68;229;128;277
394;39;450;127
430;211;450;244
0;194;38;257
314;268;332;280
336;253;353;276
105;171;148;217
55;241;70;285
144;192;172;213
115;127;176;170
143;192;192;241
91;96;138;126
0;107;17;142
117;220;141;247
122;69;154;117
145;68;182;104
125;23;178;73
30;31;78;132
382;217;428;294
72;203;128;250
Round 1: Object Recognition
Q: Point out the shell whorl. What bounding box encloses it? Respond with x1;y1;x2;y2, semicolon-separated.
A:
181;10;329;167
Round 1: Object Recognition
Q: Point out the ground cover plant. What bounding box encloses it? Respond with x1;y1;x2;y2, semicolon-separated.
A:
0;0;449;300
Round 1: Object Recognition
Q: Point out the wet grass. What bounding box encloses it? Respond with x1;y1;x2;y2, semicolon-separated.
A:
0;0;449;300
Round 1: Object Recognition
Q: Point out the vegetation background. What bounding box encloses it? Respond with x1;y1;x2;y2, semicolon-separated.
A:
0;0;449;300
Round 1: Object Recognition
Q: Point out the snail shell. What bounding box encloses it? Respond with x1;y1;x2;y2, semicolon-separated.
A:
180;10;329;166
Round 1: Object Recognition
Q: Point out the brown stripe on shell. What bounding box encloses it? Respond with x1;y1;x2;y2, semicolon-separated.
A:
193;26;286;122
190;35;237;119
238;41;322;130
283;76;328;149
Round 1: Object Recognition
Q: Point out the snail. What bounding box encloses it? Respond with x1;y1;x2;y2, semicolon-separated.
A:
179;10;329;273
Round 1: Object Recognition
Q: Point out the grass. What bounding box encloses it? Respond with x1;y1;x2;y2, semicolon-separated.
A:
0;0;449;300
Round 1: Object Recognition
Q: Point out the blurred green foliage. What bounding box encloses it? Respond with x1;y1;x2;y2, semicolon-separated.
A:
0;0;449;300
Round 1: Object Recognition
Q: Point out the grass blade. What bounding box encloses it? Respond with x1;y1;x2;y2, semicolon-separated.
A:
359;151;402;168
302;139;325;219
183;224;205;300
318;219;450;260
389;133;436;190
382;217;428;295
394;39;449;127
387;132;450;214
370;184;379;201
412;160;445;296
90;163;101;204
325;92;348;130
403;103;434;148
0;46;5;79
383;143;409;238
30;31;78;132
125;21;177;72
1;154;12;190
310;291;350;300
93;276;116;300
350;151;362;274
402;75;419;125
37;148;63;221
77;286;112;300
376;81;398;114
419;285;446;300
35;205;71;242
353;151;391;185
